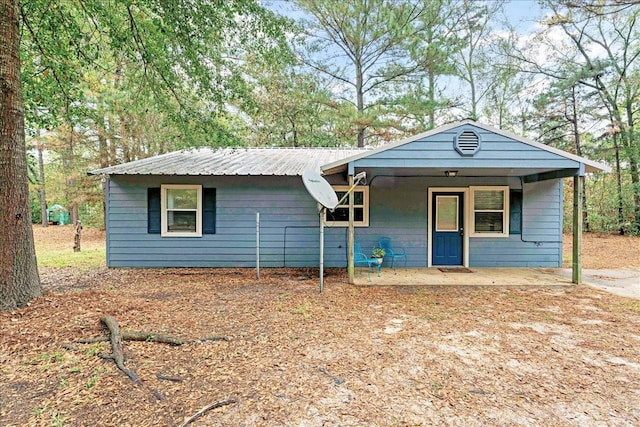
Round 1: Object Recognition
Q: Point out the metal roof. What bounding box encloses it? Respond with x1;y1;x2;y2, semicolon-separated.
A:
89;147;370;176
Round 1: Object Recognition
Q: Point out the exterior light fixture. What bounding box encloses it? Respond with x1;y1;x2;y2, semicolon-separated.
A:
445;170;458;177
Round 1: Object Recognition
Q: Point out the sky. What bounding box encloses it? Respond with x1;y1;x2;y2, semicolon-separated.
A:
265;0;547;34
502;0;545;34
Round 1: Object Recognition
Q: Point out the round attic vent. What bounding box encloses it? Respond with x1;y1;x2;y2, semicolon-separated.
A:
454;129;481;156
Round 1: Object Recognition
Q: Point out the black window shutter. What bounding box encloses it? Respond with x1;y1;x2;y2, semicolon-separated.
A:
509;189;522;235
203;188;216;234
148;188;161;234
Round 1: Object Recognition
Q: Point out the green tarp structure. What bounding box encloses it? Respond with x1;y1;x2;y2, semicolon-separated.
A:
46;204;70;225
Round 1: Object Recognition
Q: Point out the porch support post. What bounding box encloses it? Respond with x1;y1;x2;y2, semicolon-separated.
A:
572;174;584;284
348;173;355;284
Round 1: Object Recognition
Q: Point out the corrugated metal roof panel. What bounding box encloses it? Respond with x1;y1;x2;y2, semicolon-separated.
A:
89;147;370;176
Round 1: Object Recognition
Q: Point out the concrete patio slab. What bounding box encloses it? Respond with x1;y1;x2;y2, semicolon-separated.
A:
352;266;573;287
352;266;640;299
558;268;640;299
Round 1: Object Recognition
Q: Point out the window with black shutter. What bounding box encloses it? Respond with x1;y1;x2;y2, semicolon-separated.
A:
147;186;216;236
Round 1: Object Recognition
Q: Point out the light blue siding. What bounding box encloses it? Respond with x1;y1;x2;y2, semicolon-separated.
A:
469;180;563;267
353;126;581;171
106;175;563;268
106;176;322;267
337;177;562;268
105;124;566;268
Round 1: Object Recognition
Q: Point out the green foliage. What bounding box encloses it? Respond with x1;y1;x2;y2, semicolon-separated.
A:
78;201;104;229
86;375;99;389
294;0;462;145
371;247;386;258
293;300;313;318
239;60;346;147
564;172;640;235
29;192;42;224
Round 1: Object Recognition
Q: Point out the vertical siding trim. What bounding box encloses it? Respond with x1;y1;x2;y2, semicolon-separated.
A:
106;177;111;267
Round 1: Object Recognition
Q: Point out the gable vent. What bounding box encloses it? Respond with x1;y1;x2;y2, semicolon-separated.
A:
454;130;481;156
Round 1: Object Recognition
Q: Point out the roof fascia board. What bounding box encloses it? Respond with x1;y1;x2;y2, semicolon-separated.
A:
523;167;582;183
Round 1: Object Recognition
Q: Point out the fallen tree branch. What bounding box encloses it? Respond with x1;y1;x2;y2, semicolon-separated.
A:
75;316;233;384
100;315;141;384
156;373;183;382
78;333;229;345
74;316;229;384
177;399;237;427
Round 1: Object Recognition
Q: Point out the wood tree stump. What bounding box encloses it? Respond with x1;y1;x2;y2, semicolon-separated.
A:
73;220;82;252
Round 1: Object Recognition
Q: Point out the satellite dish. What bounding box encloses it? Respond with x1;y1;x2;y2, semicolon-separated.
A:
302;170;339;210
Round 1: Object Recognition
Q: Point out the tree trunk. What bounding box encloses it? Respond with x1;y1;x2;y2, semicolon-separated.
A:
73;221;82;252
98;114;109;230
0;0;43;310
428;67;435;130
624;148;640;232
37;140;47;227
356;61;365;148
570;87;589;232
63;130;78;224
612;133;625;235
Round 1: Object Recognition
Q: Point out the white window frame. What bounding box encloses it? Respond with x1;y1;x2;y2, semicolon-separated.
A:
325;185;369;227
469;186;509;238
161;184;202;237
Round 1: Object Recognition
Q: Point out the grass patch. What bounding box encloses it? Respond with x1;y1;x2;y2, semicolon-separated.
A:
34;225;105;270
621;300;640;314
293;300;314;318
36;247;105;269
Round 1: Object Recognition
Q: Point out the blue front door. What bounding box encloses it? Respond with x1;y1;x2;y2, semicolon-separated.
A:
432;192;464;266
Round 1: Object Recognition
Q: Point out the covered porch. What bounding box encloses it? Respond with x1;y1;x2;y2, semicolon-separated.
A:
319;120;611;286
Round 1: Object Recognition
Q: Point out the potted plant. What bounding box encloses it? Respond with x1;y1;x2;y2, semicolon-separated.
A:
371;247;385;264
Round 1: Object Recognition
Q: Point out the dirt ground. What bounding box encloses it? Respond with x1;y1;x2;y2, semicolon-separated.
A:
1;228;639;426
31;226;106;250
562;232;640;269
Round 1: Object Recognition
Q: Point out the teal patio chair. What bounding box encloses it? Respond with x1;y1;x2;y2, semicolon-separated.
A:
354;242;382;281
378;237;407;272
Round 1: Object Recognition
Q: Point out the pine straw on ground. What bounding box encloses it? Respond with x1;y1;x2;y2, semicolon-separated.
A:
563;232;640;269
0;229;639;426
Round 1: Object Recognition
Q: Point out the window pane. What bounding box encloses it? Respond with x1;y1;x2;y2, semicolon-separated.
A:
353;191;364;205
475;212;504;232
474;190;504;210
167;211;196;232
436;196;458;231
335;191;363;206
329;207;363;222
167;189;197;209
